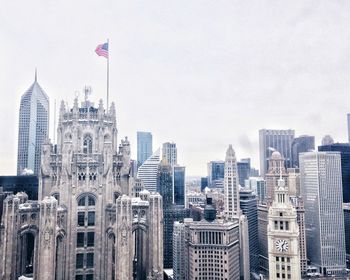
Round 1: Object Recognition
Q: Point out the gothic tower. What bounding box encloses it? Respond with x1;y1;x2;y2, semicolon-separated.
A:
0;94;163;280
268;165;301;280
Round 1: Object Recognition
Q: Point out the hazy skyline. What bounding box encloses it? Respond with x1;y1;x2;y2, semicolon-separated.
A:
1;1;350;176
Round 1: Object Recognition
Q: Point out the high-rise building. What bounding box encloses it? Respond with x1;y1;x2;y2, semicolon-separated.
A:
175;198;241;280
237;159;251;187
258;203;269;276
173;220;189;280
207;161;225;188
157;161;189;269
348;114;350;143
157;162;173;209
137;131;153;167
259;129;295;176
163;206;190;269
265;151;288;201
239;190;259;279
287;168;300;196
318;143;350;203
162;142;177;166
200;177;208;191
0;96;164;280
321;135;334;146
267;173;301;280
300;151;346;276
17;73;49;175
137;149;160;192
343;203;350;267
245;177;267;202
291;135;315;168
173;165;185;206
224;145;240;217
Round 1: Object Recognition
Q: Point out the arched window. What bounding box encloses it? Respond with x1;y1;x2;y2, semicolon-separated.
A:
83;135;93;154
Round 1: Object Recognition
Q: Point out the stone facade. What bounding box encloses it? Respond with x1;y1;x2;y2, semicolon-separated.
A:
0;97;163;280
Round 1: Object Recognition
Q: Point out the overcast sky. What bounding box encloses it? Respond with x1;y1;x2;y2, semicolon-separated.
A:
1;0;350;176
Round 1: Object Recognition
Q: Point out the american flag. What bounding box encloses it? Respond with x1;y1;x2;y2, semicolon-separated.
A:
95;42;108;58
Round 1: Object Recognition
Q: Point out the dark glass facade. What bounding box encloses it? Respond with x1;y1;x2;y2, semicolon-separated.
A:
137;131;152;167
291;135;315;168
173;166;185;206
200;177;208;191
240;190;259;278
318;143;350;202
237;161;251;187
163;206;190;269
207;161;224;188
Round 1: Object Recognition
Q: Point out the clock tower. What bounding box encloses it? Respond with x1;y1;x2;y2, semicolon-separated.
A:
268;163;301;280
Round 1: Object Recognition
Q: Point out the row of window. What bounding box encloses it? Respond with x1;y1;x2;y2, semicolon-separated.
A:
274;220;289;231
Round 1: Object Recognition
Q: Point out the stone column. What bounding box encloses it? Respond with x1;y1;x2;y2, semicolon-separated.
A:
148;193;163;279
115;195;133;280
37;196;58;280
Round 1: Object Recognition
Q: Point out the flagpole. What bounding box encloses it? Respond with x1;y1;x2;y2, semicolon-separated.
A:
107;38;109;113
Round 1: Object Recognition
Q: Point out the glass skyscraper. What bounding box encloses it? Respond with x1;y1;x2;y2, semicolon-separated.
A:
291;135;315;168
137;131;152;167
300;151;346;276
207;161;225;188
17;73;49;175
259;129;295;176
173;165;185;206
239;189;259;279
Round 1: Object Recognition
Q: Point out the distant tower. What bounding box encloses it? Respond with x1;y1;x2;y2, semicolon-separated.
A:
17;71;49;175
259;129;295;176
137;149;160;192
321;134;334;146
291;135;315;168
137;131;152;166
162;142;177;166
207;161;225;188
300;151;346;276
268;166;301;280
224;145;240;217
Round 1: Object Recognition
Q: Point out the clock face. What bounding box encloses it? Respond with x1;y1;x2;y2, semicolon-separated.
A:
275;239;288;252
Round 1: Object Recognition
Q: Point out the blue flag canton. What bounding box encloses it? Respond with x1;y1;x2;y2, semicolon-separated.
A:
102;43;109;51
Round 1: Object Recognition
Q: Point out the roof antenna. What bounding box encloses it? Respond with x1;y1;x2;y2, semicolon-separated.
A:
35;68;37;82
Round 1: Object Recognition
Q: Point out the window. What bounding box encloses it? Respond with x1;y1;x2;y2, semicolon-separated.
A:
76;254;84;269
88;212;95;226
88;196;95;206
77;232;84;247
83;135;93;154
87;232;95;247
285;221;289;230
75;275;83;280
86;253;94;268
78;212;85;227
78;195;95;207
86;275;94;280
